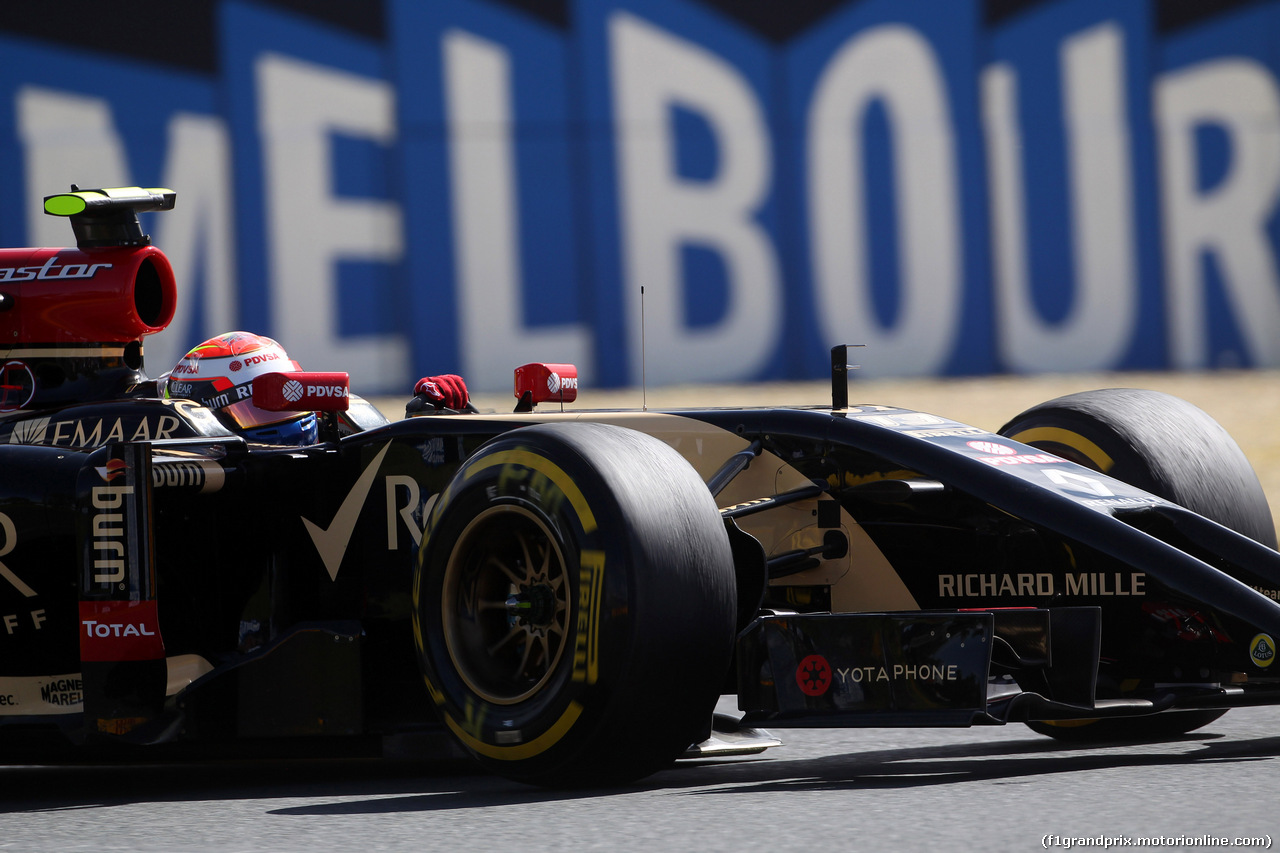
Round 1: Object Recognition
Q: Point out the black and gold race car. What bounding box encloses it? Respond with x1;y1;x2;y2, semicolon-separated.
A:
2;188;1278;786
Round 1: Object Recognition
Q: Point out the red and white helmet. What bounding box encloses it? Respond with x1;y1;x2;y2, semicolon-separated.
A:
164;332;317;444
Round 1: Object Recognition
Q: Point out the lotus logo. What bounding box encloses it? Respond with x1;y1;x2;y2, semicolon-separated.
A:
1251;633;1275;668
282;380;304;403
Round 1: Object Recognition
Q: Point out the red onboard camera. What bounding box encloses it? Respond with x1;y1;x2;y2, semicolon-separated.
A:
514;363;578;407
253;371;351;412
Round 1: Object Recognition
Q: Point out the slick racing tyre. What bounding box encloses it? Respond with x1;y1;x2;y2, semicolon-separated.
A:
1000;388;1274;742
413;422;736;786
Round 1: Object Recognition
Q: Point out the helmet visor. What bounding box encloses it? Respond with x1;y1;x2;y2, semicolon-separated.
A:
219;391;307;430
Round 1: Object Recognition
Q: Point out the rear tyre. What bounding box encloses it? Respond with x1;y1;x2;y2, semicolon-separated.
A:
1000;388;1273;741
414;423;736;786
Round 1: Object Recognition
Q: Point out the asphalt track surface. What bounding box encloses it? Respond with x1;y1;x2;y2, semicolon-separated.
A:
2;699;1277;852
5;373;1279;851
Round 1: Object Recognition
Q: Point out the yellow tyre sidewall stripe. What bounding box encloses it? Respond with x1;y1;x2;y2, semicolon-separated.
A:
445;701;584;761
1007;426;1114;474
423;445;603;761
463;448;597;533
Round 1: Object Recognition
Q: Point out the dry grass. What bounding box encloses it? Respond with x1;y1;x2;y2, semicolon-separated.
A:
374;369;1280;532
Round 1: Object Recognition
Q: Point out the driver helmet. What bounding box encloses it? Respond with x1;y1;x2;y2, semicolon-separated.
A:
164;331;318;445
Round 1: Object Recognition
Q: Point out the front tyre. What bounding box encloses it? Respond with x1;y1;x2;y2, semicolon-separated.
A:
1000;388;1273;741
414;423;736;786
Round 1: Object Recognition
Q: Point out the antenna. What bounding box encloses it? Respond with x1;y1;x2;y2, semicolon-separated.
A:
831;344;865;410
640;285;647;411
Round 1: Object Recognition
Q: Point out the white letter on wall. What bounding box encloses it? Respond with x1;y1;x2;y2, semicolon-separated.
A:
443;30;591;382
610;12;781;386
807;25;961;378
17;90;236;376
148;114;237;374
257;53;406;386
1157;58;1280;368
986;23;1138;372
17;87;129;247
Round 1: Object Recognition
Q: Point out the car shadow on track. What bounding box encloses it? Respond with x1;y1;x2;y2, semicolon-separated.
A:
673;731;1280;798
271;729;1280;815
7;728;1274;815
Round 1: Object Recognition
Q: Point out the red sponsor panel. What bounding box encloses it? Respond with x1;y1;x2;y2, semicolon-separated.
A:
514;362;578;404
78;600;164;662
253;371;350;412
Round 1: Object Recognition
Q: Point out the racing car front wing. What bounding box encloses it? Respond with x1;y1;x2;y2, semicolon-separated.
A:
737;604;1280;727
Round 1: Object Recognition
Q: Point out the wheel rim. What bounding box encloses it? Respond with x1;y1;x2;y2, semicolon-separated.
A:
441;504;572;705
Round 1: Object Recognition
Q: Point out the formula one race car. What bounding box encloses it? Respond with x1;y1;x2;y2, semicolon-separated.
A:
2;188;1279;787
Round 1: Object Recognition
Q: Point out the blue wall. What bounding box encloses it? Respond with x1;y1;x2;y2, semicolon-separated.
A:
1;0;1279;393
